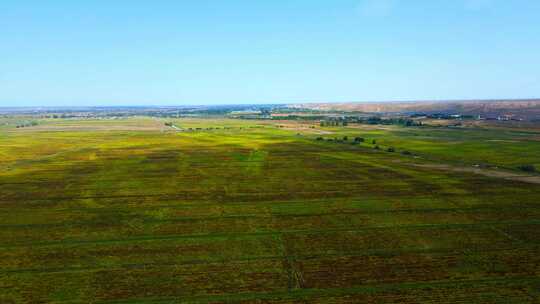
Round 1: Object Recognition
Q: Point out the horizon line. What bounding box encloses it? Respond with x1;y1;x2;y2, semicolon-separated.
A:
1;97;539;109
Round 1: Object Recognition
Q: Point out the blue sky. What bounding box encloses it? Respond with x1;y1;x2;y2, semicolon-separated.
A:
0;0;539;106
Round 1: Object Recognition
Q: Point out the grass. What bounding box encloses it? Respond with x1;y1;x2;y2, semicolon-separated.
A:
315;124;540;170
0;117;539;303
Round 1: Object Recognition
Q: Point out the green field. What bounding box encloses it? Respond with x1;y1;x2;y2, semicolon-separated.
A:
1;118;539;303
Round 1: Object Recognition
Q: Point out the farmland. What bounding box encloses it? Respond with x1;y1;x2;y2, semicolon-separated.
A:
1;117;539;303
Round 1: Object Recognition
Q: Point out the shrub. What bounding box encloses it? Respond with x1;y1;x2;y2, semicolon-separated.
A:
372;139;377;145
401;150;412;155
387;147;395;152
374;145;380;150
316;137;324;141
518;164;536;173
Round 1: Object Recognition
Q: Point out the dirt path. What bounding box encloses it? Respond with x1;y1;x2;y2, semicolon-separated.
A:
413;163;540;185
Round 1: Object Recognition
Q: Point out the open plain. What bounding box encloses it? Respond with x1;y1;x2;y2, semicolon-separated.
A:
1;117;539;303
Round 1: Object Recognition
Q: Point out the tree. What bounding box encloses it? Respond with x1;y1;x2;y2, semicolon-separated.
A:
373;145;380;150
354;137;364;143
343;136;348;141
387;147;395;152
372;139;377;145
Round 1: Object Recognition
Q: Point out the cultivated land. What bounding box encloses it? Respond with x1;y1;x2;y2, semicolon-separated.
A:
1;117;539;303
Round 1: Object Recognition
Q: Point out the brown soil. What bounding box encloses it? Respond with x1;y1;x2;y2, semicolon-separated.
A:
413;163;540;185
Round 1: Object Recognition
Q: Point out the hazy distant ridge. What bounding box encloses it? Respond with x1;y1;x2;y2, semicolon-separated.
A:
291;99;540;119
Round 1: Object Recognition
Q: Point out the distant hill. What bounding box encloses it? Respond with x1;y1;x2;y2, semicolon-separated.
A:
290;99;540;120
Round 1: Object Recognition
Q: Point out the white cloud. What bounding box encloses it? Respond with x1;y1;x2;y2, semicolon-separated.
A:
357;0;398;18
